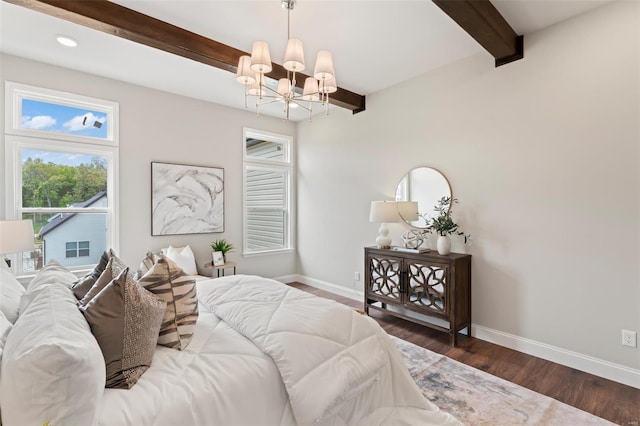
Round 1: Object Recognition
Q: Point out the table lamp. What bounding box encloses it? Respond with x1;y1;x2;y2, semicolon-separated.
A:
369;201;398;249
0;219;35;268
397;201;419;223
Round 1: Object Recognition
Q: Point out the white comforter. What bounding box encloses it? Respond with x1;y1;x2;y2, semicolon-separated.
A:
97;275;459;426
198;275;460;426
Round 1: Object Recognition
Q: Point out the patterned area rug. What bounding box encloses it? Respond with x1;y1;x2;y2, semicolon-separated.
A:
392;336;614;425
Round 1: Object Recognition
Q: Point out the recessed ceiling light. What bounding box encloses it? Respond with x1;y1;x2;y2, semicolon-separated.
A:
56;35;77;47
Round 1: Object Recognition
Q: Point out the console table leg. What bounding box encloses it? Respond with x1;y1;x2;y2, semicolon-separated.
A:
450;332;457;347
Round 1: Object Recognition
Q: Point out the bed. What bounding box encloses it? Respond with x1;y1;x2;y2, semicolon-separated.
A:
0;259;460;426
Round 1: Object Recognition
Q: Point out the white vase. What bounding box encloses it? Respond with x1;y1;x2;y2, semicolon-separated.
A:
437;235;451;255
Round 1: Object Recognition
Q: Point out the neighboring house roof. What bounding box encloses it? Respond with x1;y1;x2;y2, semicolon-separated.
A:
37;191;107;238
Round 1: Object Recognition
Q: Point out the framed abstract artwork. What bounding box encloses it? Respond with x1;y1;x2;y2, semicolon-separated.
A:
151;162;224;236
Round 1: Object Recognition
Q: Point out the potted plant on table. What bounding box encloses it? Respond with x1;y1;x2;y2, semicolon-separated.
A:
210;239;234;265
425;196;470;255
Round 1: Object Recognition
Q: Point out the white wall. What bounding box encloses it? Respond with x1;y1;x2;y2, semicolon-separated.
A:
0;54;297;278
297;0;640;376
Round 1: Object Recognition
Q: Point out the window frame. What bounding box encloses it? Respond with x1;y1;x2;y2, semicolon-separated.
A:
5;81;118;145
4;82;119;277
242;128;295;256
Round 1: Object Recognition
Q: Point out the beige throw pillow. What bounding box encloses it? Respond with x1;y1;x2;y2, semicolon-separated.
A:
137;257;198;350
79;267;166;389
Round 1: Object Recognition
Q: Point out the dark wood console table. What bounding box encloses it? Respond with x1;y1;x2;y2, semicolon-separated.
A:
364;246;471;346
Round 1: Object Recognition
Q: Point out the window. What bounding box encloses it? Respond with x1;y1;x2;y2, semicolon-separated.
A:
243;128;294;255
5;82;119;275
8;82;116;144
66;241;90;258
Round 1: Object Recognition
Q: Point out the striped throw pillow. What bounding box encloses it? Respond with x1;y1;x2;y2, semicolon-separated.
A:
137;257;198;350
133;250;161;281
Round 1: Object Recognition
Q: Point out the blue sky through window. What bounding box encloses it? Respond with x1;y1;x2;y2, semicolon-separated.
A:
21;98;108;138
21;149;98;167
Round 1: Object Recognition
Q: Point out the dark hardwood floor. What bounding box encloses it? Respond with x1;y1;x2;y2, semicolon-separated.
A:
287;282;640;426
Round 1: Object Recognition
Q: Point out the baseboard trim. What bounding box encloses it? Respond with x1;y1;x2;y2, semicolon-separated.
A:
472;325;640;389
275;274;362;301
285;274;640;389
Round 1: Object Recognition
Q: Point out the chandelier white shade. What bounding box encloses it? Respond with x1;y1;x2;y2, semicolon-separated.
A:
237;0;337;120
283;38;305;71
236;56;255;85
250;41;272;74
302;77;319;101
313;51;335;81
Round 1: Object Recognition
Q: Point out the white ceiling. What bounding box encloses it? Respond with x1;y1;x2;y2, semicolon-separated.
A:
0;0;613;121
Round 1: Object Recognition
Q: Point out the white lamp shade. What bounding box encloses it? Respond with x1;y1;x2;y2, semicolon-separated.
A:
250;41;272;74
0;220;35;255
313;50;335;81
397;201;419;222
319;75;337;94
283;38;305;72
369;201;399;223
276;78;291;99
247;73;266;96
236;56;256;85
302;77;320;101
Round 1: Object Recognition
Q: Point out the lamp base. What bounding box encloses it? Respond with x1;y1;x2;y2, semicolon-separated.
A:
376;223;392;249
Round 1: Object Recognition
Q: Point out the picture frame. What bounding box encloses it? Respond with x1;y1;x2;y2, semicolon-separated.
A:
151;162;224;236
212;251;225;266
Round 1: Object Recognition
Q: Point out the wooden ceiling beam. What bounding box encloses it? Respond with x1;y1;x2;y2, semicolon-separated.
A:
5;0;366;113
432;0;523;67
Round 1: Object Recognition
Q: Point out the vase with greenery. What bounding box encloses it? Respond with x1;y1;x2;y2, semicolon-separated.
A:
425;196;470;255
210;239;233;262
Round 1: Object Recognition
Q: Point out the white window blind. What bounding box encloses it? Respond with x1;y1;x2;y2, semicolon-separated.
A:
246;168;287;250
243;129;293;255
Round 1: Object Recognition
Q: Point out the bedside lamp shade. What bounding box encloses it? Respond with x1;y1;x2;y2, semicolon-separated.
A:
369;201;398;249
0;220;35;268
0;220;35;255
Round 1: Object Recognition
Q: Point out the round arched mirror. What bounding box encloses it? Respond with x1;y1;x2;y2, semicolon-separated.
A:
395;167;452;229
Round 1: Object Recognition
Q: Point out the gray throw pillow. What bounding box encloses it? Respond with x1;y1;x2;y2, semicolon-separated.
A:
79;267;166;389
71;251;110;300
78;254;127;306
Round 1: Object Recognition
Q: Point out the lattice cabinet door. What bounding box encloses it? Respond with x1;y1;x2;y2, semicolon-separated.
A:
367;254;403;304
405;261;449;318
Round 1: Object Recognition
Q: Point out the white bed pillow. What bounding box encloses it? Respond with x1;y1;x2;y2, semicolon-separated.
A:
20;260;79;315
0;310;12;359
27;259;78;292
0;311;12;424
164;245;198;276
0;275;105;425
0;267;25;323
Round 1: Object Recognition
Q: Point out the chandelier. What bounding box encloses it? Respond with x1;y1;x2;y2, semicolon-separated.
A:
235;0;337;121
